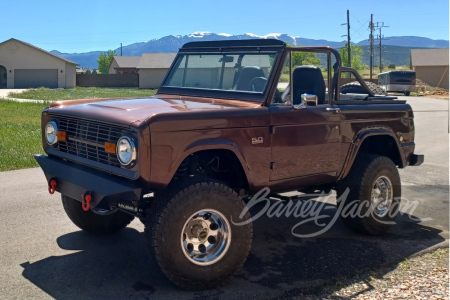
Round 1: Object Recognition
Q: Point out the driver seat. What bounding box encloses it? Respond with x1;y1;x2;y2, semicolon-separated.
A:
234;66;266;91
292;65;326;104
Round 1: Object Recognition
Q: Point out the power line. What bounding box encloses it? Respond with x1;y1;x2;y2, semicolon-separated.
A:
353;19;370;37
0;13;343;39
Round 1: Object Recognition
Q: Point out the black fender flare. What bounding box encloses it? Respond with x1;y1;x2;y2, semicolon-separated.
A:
169;138;254;191
338;126;405;180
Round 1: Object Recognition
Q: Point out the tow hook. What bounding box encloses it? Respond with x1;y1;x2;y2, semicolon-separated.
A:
81;192;92;211
48;178;57;194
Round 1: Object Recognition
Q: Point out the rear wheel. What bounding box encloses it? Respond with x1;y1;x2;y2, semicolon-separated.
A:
62;195;134;235
341;81;388;96
336;154;401;235
145;178;253;290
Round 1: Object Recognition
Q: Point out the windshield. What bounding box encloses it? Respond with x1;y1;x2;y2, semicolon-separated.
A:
389;72;416;84
162;53;278;94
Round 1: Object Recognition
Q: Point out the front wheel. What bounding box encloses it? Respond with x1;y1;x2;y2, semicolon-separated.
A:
336;154;401;235
62;195;135;235
145;178;253;290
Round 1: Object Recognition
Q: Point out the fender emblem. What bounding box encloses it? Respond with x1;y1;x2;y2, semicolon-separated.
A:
252;137;264;144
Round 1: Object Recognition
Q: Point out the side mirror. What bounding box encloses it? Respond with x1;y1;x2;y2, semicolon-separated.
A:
293;93;318;109
302;93;318;106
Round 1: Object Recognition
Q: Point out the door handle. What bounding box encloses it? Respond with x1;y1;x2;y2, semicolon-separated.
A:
326;107;341;113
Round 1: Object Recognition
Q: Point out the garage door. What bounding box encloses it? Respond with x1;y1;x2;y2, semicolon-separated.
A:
14;69;58;88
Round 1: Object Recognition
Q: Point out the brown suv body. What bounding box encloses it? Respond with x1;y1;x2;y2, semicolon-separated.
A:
35;39;423;212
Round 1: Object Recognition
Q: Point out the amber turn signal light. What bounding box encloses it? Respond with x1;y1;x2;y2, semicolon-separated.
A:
57;131;66;141
104;142;116;154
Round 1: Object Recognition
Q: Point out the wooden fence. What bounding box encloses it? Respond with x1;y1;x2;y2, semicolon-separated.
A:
76;74;377;89
76;74;139;87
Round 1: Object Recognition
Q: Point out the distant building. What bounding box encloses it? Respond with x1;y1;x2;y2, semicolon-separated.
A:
106;52;272;89
0;38;78;89
137;53;177;88
108;56;141;74
106;53;176;88
411;48;449;89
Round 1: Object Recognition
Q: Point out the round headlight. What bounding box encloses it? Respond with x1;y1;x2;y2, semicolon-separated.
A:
45;121;58;145
116;136;136;166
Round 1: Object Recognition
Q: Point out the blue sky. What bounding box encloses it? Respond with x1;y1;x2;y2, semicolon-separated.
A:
2;0;449;53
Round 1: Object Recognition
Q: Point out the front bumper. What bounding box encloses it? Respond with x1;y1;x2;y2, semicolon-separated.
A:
34;154;142;209
409;154;424;166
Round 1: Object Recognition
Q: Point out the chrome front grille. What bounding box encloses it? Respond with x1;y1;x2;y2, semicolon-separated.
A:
55;116;124;167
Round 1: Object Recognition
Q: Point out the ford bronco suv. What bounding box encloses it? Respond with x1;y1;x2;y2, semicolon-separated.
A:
35;39;424;290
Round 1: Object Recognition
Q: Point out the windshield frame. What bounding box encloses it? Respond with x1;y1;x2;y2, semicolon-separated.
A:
157;45;285;102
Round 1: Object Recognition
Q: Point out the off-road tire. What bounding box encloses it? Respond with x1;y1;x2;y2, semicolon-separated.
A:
145;177;253;290
336;154;401;235
340;81;388;96
62;195;134;235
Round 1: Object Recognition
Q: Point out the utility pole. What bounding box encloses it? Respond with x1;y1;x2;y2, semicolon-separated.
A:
378;28;382;72
341;10;351;77
369;14;374;79
120;43;123;56
347;10;351;69
374;22;389;73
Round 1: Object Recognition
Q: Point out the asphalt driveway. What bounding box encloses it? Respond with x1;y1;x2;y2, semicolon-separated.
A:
0;96;447;299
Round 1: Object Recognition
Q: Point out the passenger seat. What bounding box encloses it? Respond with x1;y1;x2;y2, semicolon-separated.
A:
292;65;326;104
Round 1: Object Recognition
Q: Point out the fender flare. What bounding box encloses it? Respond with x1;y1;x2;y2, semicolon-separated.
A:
338;126;405;180
169;138;255;191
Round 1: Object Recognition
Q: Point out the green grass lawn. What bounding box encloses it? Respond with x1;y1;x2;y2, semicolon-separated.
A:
0;100;50;171
7;87;157;101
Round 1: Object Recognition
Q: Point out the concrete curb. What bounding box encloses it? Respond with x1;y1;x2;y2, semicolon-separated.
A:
409;240;449;258
1;97;48;103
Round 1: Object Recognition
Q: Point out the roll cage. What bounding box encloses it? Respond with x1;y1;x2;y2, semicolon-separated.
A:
157;39;389;105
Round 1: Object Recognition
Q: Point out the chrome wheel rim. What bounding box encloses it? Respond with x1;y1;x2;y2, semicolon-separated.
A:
181;209;231;266
372;176;393;217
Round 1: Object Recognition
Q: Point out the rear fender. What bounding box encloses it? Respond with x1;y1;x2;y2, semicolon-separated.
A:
338;126;405;180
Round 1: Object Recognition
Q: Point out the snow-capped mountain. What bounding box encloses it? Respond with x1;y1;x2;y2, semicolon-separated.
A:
51;31;449;69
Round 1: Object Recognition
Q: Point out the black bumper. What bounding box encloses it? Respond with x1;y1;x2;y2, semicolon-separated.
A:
34;154;142;209
409;154;424;166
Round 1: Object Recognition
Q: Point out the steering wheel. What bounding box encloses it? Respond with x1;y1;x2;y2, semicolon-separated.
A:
272;84;291;104
281;84;290;102
250;77;267;92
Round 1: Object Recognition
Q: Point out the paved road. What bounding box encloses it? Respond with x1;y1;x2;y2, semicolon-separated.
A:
0;96;448;299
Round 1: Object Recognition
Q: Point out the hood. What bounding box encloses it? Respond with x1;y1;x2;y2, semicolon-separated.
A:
46;95;263;128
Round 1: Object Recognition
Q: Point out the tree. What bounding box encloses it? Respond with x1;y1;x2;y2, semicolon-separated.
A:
97;50;116;74
286;43;321;68
85;69;92;75
340;43;366;72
